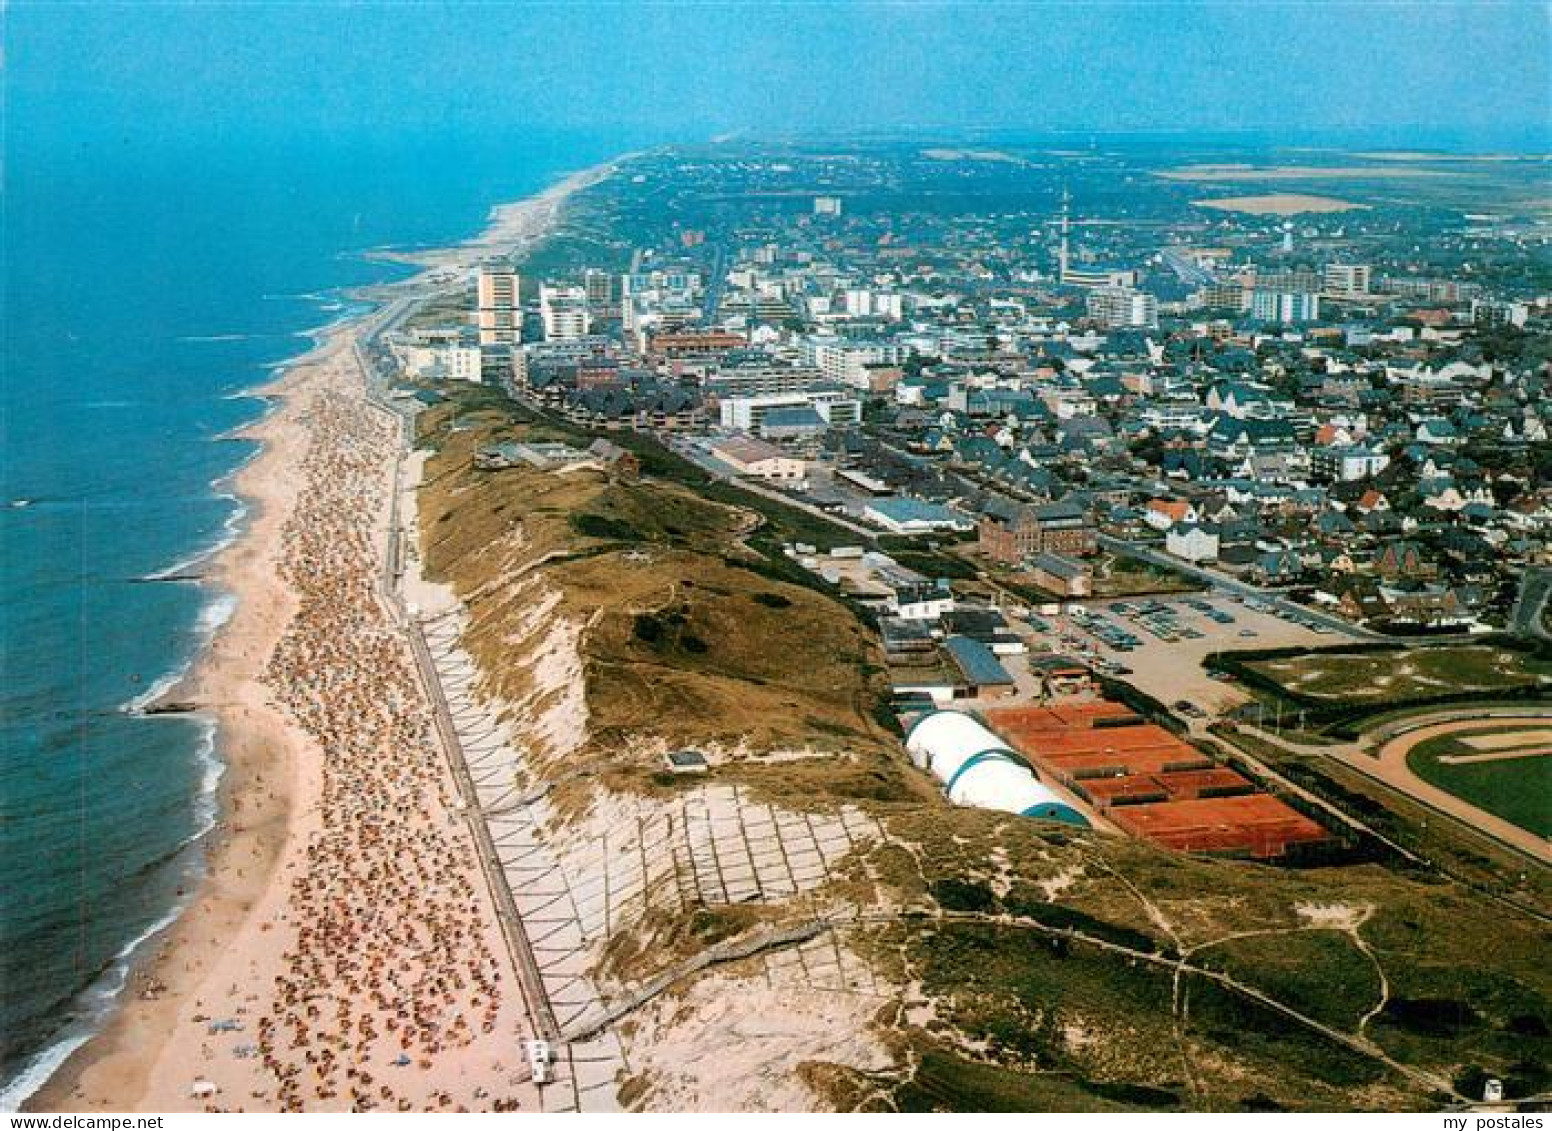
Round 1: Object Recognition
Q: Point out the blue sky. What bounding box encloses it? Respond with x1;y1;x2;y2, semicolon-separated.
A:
8;1;1549;144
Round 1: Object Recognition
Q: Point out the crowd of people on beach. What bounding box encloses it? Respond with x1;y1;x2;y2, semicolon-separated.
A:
240;367;523;1112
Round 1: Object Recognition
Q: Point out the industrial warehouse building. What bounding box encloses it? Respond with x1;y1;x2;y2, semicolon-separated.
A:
904;711;1089;827
710;437;806;482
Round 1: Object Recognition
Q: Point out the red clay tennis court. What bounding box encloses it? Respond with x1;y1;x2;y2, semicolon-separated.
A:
1108;795;1329;857
982;703;1329;859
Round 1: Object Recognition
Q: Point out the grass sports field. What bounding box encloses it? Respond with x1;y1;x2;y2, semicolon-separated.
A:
1247;646;1552;704
1405;725;1552;838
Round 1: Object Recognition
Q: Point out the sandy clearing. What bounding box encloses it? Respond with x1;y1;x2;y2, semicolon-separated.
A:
1437;746;1552;766
1193;194;1369;215
1459;728;1552;752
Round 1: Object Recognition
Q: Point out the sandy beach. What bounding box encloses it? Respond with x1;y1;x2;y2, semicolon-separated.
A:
26;165;610;1113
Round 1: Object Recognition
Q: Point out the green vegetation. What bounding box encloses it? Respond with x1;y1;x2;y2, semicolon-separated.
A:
1406;728;1552;837
416;391;905;798
890;1046;1164;1113
1200;931;1381;1032
1207;642;1552;737
852;805;1548;1110
1246;645;1552;704
414;387;1552;1115
1093;552;1199;598
886;549;980;581
1216;727;1552;907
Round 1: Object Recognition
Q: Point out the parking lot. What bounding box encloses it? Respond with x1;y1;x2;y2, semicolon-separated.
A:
1018;592;1334;720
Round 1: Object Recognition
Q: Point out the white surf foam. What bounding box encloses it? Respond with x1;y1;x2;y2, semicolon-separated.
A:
142;491;249;581
0;896;190;1112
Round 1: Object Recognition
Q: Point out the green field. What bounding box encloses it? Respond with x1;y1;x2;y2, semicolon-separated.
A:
1406;729;1552;838
1248;646;1552;704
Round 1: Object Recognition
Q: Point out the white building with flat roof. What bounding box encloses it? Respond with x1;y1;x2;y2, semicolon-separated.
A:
1323;263;1372;298
540;284;592;341
718;387;862;432
1086;285;1158;329
711;437;806;482
806;338;903;389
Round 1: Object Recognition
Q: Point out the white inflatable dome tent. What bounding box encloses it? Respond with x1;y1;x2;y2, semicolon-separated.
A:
904;710;1088;827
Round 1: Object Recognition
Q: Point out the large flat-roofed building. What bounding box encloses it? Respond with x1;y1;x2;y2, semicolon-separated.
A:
806;338;903;390
1251;289;1321;325
1085;285;1157;329
404;327;484;383
710;437;806;482
1322;263;1372;298
718;386;862;432
540;284;592;341
705;361;826;399
864;497;973;534
648;330;747;360
978;498;1096;563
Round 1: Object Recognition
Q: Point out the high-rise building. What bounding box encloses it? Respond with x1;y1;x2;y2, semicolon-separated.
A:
1197;281;1249;312
1323;263;1372;298
1086;285;1158;329
539;284;592;341
582;268;615;317
806;339;904;389
1251;290;1321;325
1254;267;1322;294
476;266;521;345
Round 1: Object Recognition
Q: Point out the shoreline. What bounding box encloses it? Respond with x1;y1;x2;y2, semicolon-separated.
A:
20;157;619;1112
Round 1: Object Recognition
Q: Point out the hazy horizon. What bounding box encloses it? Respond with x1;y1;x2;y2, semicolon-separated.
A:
8;1;1550;148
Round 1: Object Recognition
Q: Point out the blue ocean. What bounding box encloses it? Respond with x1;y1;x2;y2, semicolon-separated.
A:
0;126;638;1105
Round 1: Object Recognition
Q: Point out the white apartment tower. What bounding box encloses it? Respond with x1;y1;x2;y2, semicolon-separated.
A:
476;266;521;345
539;284;592;341
1086;285;1158;329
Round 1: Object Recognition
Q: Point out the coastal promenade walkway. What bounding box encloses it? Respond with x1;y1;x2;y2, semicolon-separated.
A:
352;304;622;1113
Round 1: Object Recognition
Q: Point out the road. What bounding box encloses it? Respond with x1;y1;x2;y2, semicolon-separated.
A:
662;434;883;541
1510;566;1552;643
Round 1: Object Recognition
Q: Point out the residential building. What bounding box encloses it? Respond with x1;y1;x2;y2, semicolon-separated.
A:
807;338;904;389
978;499;1096;563
1251;290;1321;325
1086;285;1158;329
1165;523;1220;563
1322;263;1372;298
476;266;521;345
1312;445;1390;482
540;284;592;341
718;387;862;432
